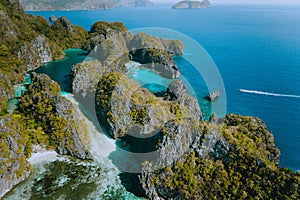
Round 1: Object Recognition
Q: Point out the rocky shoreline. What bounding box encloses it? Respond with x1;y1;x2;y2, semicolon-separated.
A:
1;0;299;199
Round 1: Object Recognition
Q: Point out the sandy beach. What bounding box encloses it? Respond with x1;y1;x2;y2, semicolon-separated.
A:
28;151;58;165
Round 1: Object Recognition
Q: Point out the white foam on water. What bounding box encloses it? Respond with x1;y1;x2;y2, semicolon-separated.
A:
240;89;300;98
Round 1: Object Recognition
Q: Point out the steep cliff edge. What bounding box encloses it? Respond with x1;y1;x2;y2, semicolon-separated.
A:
0;0;88;110
140;114;300;200
128;33;183;79
1;1;300;199
71;21;184;100
92;65;299;199
94;72;202;170
0;115;31;199
0;3;93;196
18;73;92;160
18;35;53;71
85;21;183;79
0;73;94;198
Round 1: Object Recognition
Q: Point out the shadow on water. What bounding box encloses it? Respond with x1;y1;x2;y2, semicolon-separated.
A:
118;173;145;197
33;49;90;92
103;117;169;198
107;146;151;198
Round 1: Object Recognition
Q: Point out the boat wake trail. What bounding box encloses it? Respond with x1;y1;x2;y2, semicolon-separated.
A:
239;89;300;98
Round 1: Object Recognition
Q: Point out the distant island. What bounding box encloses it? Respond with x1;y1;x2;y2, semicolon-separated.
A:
20;0;154;11
172;0;211;9
1;0;300;199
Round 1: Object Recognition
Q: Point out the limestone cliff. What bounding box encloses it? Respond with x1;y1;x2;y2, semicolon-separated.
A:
94;72;202;171
0;0;88;110
0;2;92;195
71;22;183;99
18;35;52;71
51;16;88;50
139;115;300;200
0;72;92;198
1;1;300;200
128;33;183;79
54;96;92;159
0;115;31;199
19;73;92;160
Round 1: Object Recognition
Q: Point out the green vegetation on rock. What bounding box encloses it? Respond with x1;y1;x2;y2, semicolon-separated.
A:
0;114;32;196
18;73;69;148
95;72;192;138
0;0;88;110
2;2;299;200
146;115;300;200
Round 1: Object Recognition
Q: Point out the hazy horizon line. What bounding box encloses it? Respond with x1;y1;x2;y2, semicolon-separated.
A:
152;0;300;6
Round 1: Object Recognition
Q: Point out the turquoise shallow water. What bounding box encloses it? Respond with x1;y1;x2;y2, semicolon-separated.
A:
126;62;172;92
27;3;300;171
34;49;92;92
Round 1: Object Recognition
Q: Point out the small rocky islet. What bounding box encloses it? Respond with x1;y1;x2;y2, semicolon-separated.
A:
172;0;211;9
0;0;300;199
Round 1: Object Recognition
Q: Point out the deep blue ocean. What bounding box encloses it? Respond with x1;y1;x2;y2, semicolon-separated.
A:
27;3;300;171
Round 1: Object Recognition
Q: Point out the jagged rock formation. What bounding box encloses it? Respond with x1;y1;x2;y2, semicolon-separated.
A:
0;115;31;199
71;60;105;98
19;73;92;160
18;35;52;71
86;21;132;71
71;21;183;99
95;73;179;138
85;22;183;79
172;0;211;9
49;15;57;22
51;16;88;50
205;90;220;101
129;33;183;79
92;67;291;200
54;96;92;159
167;80;201;120
1;73;92;197
94;72;202;172
1;1;300;200
140;115;300;200
20;0;154;11
0;0;88;110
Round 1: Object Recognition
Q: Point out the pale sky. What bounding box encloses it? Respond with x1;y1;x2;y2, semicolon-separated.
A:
152;0;300;5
